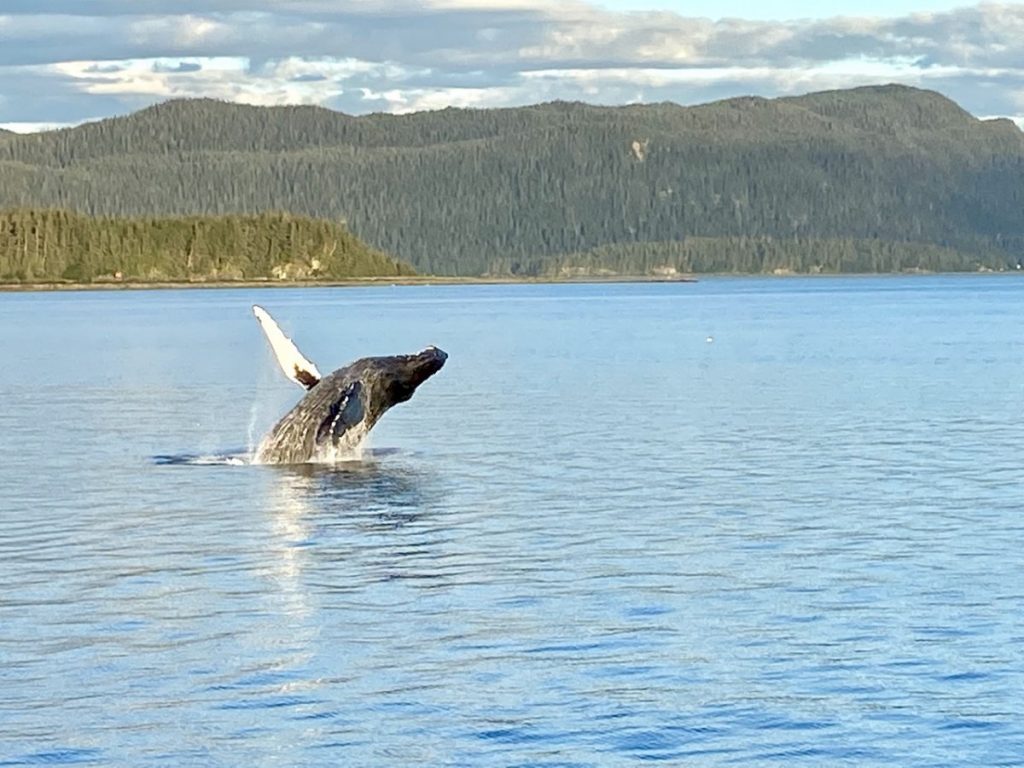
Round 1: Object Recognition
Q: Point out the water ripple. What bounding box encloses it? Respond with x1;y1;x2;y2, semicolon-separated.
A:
3;278;1024;766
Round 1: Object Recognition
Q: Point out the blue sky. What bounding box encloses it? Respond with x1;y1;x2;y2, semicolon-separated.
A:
1;1;1022;131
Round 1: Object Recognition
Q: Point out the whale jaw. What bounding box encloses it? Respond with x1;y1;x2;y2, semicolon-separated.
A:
383;347;448;406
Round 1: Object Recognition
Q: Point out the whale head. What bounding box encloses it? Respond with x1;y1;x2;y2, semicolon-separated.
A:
375;346;448;407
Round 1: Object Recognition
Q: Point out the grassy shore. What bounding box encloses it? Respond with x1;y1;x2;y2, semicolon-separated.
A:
0;274;700;292
5;270;1022;293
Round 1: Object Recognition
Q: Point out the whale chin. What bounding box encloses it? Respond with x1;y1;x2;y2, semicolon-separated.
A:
387;347;448;403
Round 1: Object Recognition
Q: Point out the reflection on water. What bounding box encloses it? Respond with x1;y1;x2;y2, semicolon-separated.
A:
3;278;1024;766
273;451;437;516
265;455;449;583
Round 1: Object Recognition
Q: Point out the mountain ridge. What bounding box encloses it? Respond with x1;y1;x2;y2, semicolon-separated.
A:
8;84;1015;162
1;84;1022;275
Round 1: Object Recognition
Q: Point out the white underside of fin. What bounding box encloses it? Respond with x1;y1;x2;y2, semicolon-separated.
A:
253;305;323;389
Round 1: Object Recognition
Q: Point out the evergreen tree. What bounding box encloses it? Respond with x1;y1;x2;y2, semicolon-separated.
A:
1;85;1022;276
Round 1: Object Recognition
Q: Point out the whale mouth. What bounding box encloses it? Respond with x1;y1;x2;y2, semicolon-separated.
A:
418;346;447;380
379;346;447;405
421;345;448;366
408;346;447;380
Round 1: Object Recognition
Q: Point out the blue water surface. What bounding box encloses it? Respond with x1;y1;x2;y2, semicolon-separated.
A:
1;276;1023;766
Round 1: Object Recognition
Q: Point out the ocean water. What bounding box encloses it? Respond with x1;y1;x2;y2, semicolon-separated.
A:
1;276;1023;766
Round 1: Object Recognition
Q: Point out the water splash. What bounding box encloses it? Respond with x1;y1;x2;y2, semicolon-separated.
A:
157;438;372;467
152;452;250;466
317;421;370;464
154;443;399;467
249;425;371;466
247;400;261;457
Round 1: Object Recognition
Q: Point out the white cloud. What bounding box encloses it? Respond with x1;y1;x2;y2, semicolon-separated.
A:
1;1;1024;126
43;55;429;108
0;120;90;133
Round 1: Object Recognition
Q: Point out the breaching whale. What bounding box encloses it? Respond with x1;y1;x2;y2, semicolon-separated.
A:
252;305;446;464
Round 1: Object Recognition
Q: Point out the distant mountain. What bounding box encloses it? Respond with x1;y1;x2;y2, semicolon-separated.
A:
1;85;1022;276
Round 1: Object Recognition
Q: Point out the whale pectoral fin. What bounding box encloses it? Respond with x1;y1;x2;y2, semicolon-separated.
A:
315;381;366;445
253;305;323;390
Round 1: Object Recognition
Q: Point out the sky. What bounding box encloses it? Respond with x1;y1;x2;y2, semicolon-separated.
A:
1;1;1022;132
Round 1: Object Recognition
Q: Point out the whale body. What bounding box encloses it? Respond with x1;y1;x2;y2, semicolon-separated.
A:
252;306;446;464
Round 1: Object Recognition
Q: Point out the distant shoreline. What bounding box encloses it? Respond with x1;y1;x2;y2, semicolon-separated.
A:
3;271;1022;293
0;275;699;292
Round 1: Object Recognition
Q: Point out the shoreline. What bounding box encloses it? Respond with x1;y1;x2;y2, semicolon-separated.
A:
0;275;699;293
1;271;1020;293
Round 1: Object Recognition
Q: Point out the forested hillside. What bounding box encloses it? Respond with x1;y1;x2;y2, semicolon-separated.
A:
0;209;414;283
1;85;1023;276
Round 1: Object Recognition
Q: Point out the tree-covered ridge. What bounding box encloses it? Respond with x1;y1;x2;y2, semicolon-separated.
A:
529;238;1016;277
0;209;415;283
1;85;1023;276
